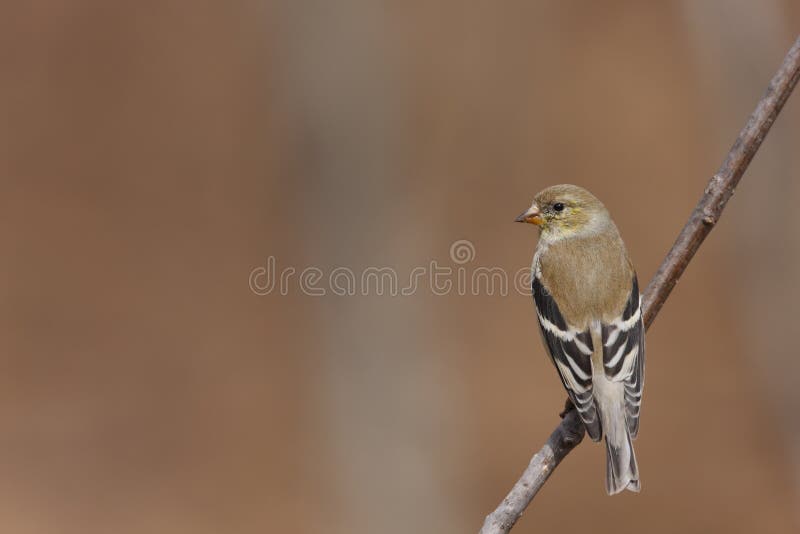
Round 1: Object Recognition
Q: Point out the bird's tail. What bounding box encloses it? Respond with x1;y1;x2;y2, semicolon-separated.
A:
604;425;640;495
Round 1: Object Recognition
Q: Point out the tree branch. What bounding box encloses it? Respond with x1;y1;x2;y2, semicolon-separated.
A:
480;35;800;534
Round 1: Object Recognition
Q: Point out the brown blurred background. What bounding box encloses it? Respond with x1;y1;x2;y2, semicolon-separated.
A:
3;1;800;533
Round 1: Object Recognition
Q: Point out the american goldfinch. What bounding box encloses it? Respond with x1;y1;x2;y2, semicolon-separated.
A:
516;184;644;495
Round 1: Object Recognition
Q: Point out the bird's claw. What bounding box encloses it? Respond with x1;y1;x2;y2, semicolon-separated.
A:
559;399;576;419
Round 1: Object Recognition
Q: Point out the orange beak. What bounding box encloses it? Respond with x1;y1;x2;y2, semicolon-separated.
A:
515;204;544;226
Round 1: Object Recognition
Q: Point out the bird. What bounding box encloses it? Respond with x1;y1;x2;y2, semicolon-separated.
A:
515;184;644;495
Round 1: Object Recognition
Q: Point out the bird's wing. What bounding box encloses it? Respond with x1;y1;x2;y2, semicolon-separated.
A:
601;275;645;438
532;276;602;441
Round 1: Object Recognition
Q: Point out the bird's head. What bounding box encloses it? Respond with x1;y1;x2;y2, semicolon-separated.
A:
515;184;610;240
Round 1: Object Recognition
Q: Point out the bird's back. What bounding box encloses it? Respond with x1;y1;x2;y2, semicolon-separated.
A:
536;231;633;330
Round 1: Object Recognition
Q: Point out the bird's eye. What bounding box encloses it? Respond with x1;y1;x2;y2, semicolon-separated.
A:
553;202;565;212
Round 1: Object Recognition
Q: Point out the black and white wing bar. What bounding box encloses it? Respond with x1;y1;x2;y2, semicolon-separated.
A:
533;276;602;441
601;275;645;438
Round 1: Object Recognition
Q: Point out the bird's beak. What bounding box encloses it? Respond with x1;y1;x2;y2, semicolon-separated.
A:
515;204;544;226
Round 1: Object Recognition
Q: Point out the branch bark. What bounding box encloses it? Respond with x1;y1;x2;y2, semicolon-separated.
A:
480;35;800;534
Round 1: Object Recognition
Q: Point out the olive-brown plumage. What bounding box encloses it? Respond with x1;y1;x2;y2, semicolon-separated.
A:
518;184;645;494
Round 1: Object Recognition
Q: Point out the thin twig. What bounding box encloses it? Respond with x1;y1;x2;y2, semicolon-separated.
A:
480;35;800;534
